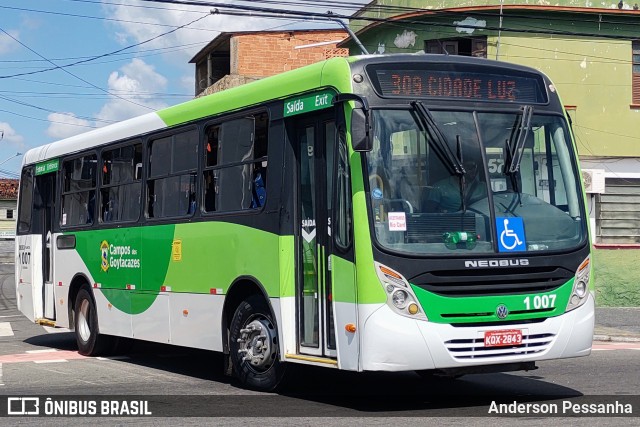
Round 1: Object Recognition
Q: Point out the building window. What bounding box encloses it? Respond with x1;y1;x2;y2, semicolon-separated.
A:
596;178;640;244
203;112;268;213
6;209;13;219
425;37;487;57
633;40;640;105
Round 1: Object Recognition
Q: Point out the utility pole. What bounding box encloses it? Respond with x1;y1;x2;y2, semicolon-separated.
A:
496;0;504;60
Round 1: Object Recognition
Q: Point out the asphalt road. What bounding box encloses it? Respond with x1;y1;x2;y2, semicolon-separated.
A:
0;259;638;426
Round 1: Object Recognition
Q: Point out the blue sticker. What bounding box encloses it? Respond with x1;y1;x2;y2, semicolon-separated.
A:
372;188;383;199
496;217;526;252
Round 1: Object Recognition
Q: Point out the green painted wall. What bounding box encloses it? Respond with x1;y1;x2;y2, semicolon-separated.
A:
348;2;640;158
495;35;637;157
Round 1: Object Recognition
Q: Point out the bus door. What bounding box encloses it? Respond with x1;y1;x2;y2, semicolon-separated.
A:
16;165;57;322
34;172;57;320
292;110;357;362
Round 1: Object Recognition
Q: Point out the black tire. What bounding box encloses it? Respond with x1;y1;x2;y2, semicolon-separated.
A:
74;287;113;356
229;295;286;391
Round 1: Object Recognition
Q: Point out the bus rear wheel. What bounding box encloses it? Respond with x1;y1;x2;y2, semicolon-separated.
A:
229;295;285;391
74;288;112;356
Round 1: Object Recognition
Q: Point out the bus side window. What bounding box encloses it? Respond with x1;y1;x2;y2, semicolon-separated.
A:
61;154;97;227
18;167;35;234
147;129;198;218
203;111;268;213
100;143;142;223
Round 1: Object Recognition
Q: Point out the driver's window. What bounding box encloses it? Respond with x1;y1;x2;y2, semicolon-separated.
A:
388;129;424;212
531;126;569;211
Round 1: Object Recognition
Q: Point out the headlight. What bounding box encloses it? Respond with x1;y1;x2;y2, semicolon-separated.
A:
392;290;408;309
566;256;591;312
375;262;427;320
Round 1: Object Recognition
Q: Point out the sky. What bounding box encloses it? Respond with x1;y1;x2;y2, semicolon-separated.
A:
0;0;367;179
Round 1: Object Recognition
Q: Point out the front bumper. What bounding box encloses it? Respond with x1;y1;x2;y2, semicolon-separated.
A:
360;294;594;371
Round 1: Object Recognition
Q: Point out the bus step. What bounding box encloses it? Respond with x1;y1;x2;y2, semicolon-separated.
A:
35;319;56;327
284;353;338;366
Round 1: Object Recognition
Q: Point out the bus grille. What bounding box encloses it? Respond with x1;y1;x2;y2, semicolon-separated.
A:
412;267;572;296
444;333;555;360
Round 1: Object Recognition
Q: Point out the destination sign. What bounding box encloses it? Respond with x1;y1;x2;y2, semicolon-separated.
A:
283;90;335;117
35;158;59;175
370;64;547;104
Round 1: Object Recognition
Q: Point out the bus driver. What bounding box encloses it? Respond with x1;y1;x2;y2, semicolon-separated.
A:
423;160;487;213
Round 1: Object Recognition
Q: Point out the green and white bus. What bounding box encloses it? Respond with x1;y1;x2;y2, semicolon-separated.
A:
15;54;593;391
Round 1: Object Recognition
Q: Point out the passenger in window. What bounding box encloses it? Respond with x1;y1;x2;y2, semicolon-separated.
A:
204;173;216;212
187;192;196;214
395;166;417;213
103;200;111;222
103;198;118;222
251;165;266;208
86;191;95;224
147;183;156;218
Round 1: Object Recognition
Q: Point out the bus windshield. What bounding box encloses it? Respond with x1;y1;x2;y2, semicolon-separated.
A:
366;108;586;255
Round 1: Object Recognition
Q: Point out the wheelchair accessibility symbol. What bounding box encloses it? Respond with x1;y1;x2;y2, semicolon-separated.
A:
496;217;526;252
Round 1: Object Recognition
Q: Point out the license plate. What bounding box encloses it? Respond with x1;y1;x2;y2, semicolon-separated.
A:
484;329;523;347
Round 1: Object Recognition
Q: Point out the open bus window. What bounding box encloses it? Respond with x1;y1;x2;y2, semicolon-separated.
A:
203;112;269;213
100;143;142;223
61;154;97;227
147;129;198;219
148;174;196;218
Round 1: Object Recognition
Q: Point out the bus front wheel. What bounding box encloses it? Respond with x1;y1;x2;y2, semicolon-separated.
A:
74;288;112;356
229;295;285;391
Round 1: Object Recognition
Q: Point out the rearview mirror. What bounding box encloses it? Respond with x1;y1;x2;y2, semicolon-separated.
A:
350;108;372;152
333;93;371;152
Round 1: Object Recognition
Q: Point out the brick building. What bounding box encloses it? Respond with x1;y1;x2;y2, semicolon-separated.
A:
190;29;348;97
0;178;18;239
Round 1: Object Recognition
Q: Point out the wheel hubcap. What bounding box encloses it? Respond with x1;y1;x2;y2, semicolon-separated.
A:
236;318;276;371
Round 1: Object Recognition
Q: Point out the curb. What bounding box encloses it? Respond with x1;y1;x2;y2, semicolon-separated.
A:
593;334;640;343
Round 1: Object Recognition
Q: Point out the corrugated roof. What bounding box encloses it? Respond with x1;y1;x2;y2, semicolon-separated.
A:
0;179;19;200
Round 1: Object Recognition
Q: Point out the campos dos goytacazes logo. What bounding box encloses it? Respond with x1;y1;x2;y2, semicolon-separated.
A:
100;240;109;272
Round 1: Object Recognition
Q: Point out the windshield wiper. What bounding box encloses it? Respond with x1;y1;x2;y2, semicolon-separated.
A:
412;101;465;176
505;105;533;174
504;105;533;205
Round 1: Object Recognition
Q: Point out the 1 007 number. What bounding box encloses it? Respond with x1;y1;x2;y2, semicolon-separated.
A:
523;294;556;310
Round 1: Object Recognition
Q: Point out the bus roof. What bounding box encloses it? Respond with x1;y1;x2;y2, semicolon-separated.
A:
22;56;353;167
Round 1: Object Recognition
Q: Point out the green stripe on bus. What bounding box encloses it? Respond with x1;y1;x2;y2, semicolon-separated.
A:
156;58;352;127
71;223;288;314
412;279;574;324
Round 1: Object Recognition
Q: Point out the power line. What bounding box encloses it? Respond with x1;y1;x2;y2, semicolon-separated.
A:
0;12;211;81
180;1;640;41
0;40;209;64
0;27;150;112
0;108;97;129
0;4;216;31
0;94;115;124
0;89;190;97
